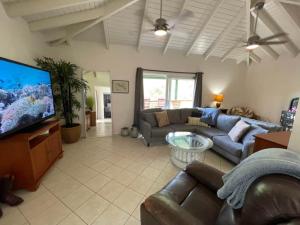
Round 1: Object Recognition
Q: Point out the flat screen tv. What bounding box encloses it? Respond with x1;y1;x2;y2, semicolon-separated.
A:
0;57;55;138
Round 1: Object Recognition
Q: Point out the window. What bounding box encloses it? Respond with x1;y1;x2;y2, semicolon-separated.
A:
143;72;195;109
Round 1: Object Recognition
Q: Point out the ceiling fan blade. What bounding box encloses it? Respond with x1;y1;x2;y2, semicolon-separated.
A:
259;40;288;45
259;33;288;42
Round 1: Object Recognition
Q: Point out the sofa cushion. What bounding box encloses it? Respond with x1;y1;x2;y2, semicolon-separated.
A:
216;114;241;133
155;111;170;127
201;108;221;126
242;125;269;144
196;127;227;139
186;117;210;127
167;109;182;124
151;126;173;138
213;135;243;157
228;120;251;142
143;113;158;127
170;124;198;133
180;108;196;123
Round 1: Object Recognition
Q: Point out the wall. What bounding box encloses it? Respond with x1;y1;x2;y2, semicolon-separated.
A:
46;41;247;134
0;4;49;65
245;55;300;123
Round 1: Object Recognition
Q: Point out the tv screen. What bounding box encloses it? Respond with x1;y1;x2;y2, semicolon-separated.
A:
0;57;55;138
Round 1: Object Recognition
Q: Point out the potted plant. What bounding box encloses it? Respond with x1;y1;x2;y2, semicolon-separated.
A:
35;57;88;143
86;96;94;111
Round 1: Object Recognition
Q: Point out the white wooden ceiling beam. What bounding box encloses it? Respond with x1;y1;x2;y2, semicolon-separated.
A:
163;0;188;55
204;7;245;60
221;42;241;62
249;52;261;63
50;0;140;45
185;0;225;56
3;0;98;18
260;45;279;59
103;21;110;49
274;0;300;38
279;0;300;6
30;0;139;32
252;9;299;57
137;0;148;51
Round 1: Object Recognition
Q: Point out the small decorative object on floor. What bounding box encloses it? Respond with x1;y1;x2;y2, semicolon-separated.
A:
130;126;139;138
121;127;129;136
0;176;24;218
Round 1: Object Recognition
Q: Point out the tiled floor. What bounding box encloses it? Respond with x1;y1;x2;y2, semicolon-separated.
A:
87;121;112;138
1;136;234;225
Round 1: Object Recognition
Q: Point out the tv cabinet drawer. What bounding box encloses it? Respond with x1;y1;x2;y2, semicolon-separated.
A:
31;143;49;180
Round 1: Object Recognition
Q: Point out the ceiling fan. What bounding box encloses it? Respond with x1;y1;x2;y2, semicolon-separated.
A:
242;0;288;50
144;0;193;37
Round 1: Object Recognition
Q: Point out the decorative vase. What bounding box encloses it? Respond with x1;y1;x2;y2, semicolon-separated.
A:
130;127;138;138
121;127;129;137
61;123;81;143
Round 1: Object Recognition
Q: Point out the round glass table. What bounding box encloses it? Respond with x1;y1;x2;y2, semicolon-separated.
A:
166;132;213;169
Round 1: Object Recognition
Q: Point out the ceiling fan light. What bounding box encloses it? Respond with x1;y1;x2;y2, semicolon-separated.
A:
246;44;259;50
154;29;167;36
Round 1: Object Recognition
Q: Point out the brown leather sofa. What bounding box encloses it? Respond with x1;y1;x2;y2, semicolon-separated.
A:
141;161;300;225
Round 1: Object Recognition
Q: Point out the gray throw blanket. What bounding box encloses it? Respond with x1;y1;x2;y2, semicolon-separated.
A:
217;148;300;209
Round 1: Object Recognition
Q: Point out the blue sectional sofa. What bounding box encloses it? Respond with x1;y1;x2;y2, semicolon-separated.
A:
139;108;282;164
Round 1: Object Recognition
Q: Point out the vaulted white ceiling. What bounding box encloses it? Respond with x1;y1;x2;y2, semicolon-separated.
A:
1;0;300;63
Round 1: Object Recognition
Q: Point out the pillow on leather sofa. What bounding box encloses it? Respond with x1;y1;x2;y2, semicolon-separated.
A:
228;120;251;142
155;111;170;127
187;117;209;127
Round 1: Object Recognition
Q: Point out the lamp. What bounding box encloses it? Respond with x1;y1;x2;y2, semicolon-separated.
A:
214;94;224;108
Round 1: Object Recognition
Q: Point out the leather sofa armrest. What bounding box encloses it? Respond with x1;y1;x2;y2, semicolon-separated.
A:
185;161;224;192
142;193;204;225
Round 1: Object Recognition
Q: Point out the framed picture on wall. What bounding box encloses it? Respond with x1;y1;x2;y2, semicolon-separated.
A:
112;80;129;93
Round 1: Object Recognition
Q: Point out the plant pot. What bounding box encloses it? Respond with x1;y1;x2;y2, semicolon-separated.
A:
121;127;129;137
61;123;81;143
130;127;138;138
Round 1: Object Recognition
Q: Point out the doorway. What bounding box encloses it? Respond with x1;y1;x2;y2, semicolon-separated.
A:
83;71;112;137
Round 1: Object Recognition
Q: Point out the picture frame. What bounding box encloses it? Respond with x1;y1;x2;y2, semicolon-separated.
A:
112;80;129;93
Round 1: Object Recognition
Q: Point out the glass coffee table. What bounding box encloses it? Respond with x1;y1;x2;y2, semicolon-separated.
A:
166;132;213;169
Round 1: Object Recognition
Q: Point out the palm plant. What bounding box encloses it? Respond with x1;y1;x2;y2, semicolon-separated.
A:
35;57;88;128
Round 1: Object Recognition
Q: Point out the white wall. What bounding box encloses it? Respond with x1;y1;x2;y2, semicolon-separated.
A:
0;4;49;65
245;55;300;123
45;41;247;134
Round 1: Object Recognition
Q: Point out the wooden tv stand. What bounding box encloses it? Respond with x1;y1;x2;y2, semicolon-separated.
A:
0;120;63;191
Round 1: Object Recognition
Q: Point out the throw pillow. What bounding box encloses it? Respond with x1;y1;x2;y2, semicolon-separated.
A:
154;111;170;128
143;113;158;127
200;108;221;126
228;120;251;142
186;117;209;127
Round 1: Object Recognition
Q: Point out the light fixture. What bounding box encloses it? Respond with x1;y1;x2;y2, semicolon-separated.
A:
246;44;259;50
154;29;167;36
214;94;224;108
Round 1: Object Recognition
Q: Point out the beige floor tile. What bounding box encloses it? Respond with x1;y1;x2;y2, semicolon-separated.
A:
114;188;144;214
132;202;142;221
15;185;48;203
62;185;94;210
129;176;154;195
102;165;123;178
141;167;161;181
127;162;148;175
98;180;126;202
125;217;140;225
92;204;129;225
86;173;111;192
0;207;27;225
75;194;110;224
28;201;71;225
19;191;59;220
64;164;99;183
58;213;86;225
113;170;137;186
90;160;112;173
